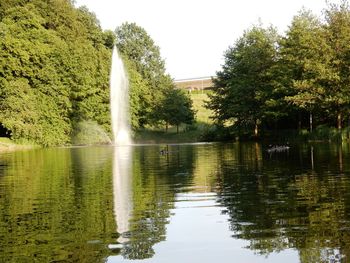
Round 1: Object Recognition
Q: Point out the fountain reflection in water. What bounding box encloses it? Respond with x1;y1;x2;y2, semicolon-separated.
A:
112;146;133;244
110;46;132;145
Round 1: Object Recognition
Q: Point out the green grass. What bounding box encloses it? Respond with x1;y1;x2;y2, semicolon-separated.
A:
0;137;37;151
0;137;18;151
133;128;202;144
190;91;213;124
0;137;12;144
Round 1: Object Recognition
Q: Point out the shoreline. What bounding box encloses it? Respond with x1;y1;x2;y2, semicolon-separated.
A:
0;141;36;153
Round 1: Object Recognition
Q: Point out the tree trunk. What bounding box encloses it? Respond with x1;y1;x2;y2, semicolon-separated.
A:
309;112;313;132
348;116;350;140
311;146;314;170
298;112;302;131
166;122;168;133
339;145;343;172
176;125;179;134
337;112;342;130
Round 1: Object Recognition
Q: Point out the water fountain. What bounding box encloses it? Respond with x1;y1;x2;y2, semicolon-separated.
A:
110;46;133;249
110;46;132;145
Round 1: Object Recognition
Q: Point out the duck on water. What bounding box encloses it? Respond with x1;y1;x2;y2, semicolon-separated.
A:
267;145;290;153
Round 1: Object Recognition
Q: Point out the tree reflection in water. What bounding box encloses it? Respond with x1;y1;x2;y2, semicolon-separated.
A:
215;143;350;263
0;147;117;263
1;143;350;262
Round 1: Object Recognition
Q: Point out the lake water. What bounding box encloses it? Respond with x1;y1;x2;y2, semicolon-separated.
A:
1;142;350;262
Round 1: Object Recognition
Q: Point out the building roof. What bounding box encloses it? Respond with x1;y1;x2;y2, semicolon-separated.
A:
174;76;213;83
174;76;214;90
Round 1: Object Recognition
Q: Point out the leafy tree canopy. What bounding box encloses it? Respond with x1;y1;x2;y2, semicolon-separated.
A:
0;0;112;146
208;25;279;136
208;1;350;137
159;88;195;132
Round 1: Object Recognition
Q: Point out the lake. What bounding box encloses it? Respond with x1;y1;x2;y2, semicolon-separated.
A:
0;142;350;262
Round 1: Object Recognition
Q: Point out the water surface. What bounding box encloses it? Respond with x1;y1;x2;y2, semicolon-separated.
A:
1;142;350;262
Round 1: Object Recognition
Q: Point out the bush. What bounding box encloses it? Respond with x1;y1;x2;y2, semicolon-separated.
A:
308;125;341;142
199;124;231;141
72;121;111;145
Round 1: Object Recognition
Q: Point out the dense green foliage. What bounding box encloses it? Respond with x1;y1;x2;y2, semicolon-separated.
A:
8;0;350;144
208;26;279;137
0;0;112;146
0;2;194;145
208;1;350;139
159;88;195;132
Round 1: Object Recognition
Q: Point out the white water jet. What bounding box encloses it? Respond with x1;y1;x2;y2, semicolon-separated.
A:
110;46;132;145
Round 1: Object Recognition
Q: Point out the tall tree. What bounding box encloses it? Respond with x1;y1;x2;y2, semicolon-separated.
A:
124;59;151;130
207;25;279;137
281;10;332;132
115;22;173;128
115;22;166;86
324;0;350;129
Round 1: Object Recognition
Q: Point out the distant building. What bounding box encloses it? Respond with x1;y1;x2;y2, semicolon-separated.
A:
174;76;214;92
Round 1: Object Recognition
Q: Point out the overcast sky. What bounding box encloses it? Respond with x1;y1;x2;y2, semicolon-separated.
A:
75;0;330;80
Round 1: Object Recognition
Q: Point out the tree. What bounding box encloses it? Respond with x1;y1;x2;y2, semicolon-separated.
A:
0;78;40;141
115;22;173;128
124;59;152;130
0;1;112;146
324;0;350;129
281;10;332;132
207;25;279;137
0;4;72;145
115;22;166;86
159;88;195;133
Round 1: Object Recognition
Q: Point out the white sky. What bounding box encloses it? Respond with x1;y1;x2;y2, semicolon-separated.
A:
75;0;329;80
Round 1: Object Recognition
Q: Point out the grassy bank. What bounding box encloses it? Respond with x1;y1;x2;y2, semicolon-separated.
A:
302;126;350;142
190;91;213;124
237;126;350;144
133;91;215;144
133;128;202;144
0;137;36;152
